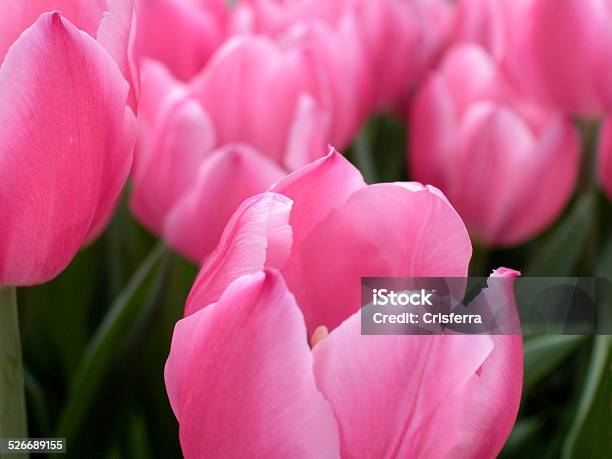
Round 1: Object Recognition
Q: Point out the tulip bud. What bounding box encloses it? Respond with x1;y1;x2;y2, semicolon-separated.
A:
506;0;612;116
409;44;580;246
355;0;454;110
0;12;136;285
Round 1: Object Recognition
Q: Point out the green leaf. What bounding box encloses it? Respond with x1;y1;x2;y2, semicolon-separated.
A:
596;234;612;278
24;368;50;435
19;242;104;378
135;254;197;459
561;336;611;459
55;243;170;443
525;194;595;276
0;286;27;440
104;191;157;299
523;335;586;391
373;115;407;182
127;410;154;459
348;115;408;184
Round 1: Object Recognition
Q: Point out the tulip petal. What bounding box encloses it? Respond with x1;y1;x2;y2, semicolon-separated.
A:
289;16;373;148
238;0;347;36
282;182;472;333
164;145;285;262
448;268;523;458
284;94;331;171
184;192;293;316
452;0;508;60
130;63;216;237
453;103;578;246
84;107;137;242
409;45;500;193
409;73;457;187
0;0;106;61
496;119;579;245
136;59;187;130
312;269;522;458
0;12;133;285
517;0;609;115
135;0;227;81
356;0;421;108
438;44;498;113
450;103;534;244
272;149;366;244
97;0;139;107
191;35;320;161
313;317;493;458
165;270;340;459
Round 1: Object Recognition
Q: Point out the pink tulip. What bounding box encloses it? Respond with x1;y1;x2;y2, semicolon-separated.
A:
131;24;372;262
190;26;371;156
504;0;612;116
238;0;453;110
451;0;528;62
355;0;453;110
599;119;612;200
130;54;330;262
409;44;580;246
0;12;136;286
135;0;230;81
165;150;523;457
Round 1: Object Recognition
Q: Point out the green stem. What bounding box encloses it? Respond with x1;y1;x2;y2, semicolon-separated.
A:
353;128;377;184
577;120;601;274
577;120;600;194
0;286;28;439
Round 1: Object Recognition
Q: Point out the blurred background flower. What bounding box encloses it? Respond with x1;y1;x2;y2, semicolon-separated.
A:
135;0;230;81
409;44;580;246
506;0;612;117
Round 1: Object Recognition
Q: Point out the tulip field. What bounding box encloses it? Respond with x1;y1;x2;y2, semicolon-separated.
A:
0;1;611;458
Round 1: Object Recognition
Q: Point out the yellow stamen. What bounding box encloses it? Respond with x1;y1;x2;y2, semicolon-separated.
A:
310;325;329;348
